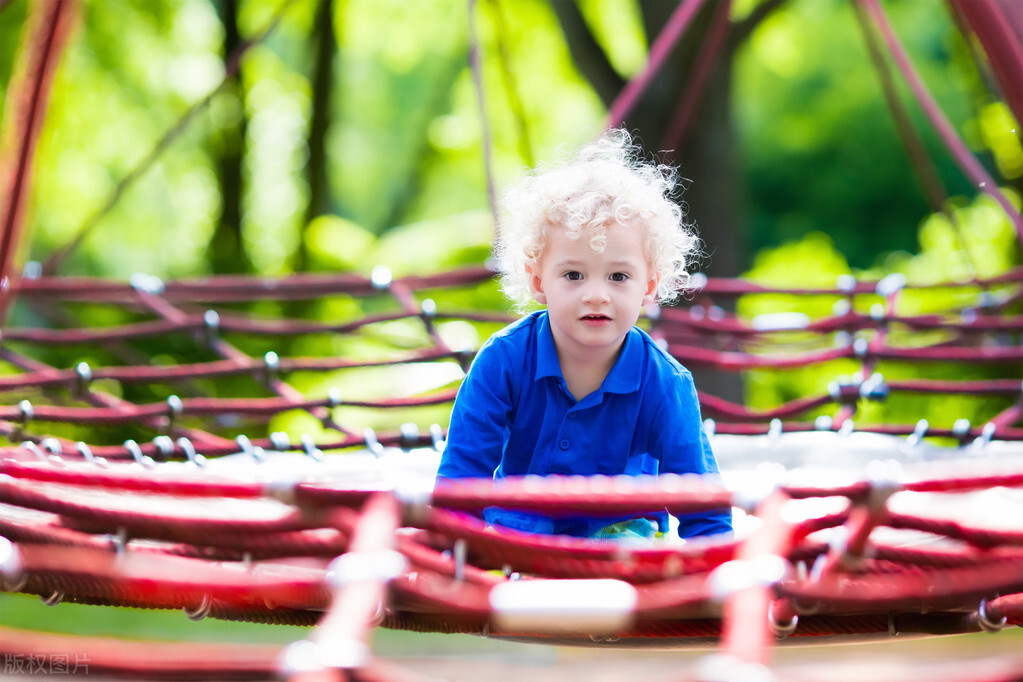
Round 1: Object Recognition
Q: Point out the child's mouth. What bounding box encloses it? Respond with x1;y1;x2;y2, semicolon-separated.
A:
581;314;611;326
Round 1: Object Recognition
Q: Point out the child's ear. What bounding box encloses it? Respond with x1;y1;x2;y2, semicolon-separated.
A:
643;274;660;305
525;263;547;305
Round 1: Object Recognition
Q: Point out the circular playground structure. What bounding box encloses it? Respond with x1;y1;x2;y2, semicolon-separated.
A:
1;0;1022;680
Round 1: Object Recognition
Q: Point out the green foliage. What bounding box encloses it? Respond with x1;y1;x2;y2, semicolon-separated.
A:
733;0;1008;269
738;191;1021;431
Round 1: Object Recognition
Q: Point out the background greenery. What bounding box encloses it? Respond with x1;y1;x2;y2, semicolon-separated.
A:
0;0;1021;656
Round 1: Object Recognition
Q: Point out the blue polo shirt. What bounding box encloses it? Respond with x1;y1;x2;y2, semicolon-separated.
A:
436;311;732;539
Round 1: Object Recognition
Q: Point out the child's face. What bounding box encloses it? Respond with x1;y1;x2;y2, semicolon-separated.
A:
526;222;658;360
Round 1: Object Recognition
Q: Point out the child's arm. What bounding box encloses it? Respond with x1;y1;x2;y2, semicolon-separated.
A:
652;370;733;538
436;340;515;481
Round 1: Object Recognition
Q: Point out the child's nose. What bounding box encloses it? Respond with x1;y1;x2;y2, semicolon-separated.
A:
582;281;610;304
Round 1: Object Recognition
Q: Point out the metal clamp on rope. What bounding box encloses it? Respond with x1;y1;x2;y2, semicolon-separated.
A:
906;419;929;448
767;600;799;639
40;438;66;466
858;372;888;402
18;400;33;426
202;309;220;345
129;272;165;296
399;423;420;450
166;395;183;426
429;423;445;452
420;298;437;319
153;435;175;461
970;422;996;452
953;418;972;446
326;549;407;588
269;431;291;452
363;427;384;457
875;272;906;299
75;441;108;467
977;598;1007;633
326;387;342;409
300;434;323;461
236;434;264;463
370;265;392;290
183;594;213;622
125;439;155;468
177;437;205;467
20;441;46;464
263;351;280;382
828;379;860;405
74;361;92;395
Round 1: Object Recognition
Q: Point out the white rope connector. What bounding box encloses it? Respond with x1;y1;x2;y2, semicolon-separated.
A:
278;638;370;675
866;459;902;511
731;463;784;514
326;549;407;588
751;312;810;331
489;579;637;635
0;536;25;590
707;556;788;602
694;653;777;682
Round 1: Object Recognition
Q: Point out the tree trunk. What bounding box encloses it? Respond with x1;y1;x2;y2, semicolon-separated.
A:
297;0;338;272
206;0;252;274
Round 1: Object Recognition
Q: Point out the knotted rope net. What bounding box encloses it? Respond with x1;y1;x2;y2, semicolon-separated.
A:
1;262;1021;681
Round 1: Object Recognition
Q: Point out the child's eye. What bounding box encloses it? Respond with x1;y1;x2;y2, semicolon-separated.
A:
610;272;629;282
564;271;583;281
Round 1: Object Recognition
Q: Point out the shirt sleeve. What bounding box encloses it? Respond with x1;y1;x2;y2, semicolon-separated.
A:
651;369;733;539
435;338;515;481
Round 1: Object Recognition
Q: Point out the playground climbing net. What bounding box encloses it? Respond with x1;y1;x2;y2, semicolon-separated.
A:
0;263;1021;681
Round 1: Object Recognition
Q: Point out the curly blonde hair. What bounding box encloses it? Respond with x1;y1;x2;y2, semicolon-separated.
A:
495;128;700;310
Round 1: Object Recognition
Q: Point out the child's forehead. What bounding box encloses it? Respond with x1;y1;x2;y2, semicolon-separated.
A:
541;221;651;259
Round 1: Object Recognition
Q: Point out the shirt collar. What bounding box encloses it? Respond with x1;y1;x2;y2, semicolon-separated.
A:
534;311;643;395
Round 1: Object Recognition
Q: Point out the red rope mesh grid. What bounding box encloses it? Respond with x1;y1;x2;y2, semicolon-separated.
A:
2;0;1022;677
0;251;1020;682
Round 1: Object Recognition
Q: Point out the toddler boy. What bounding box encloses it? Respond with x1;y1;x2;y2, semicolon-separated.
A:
436;129;731;540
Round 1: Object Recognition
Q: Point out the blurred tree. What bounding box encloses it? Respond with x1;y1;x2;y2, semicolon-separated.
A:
298;0;338;272
205;0;253;274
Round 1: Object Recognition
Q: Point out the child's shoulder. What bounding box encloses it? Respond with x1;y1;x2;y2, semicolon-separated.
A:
630;326;693;382
477;310;545;356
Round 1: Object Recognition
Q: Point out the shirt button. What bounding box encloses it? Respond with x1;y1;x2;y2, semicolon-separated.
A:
567;412;577;420
559;439;570;450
